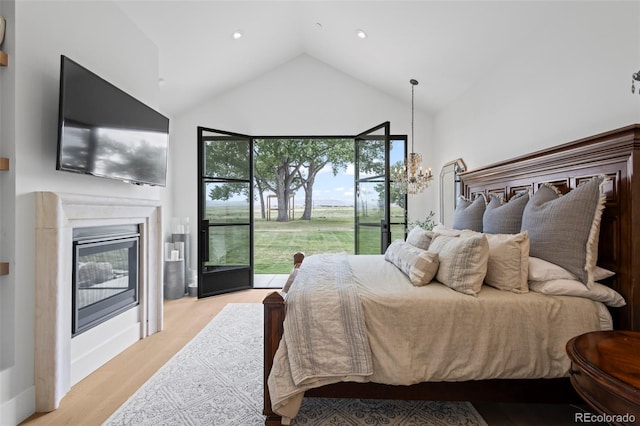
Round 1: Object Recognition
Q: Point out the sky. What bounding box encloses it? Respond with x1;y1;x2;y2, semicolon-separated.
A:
298;145;406;206
311;163;358;206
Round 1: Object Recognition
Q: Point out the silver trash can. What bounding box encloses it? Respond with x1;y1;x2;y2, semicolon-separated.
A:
164;259;185;300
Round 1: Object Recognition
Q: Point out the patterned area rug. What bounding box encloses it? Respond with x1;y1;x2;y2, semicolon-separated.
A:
104;303;487;425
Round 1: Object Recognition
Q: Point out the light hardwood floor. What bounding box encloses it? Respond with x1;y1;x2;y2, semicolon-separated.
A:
21;289;273;426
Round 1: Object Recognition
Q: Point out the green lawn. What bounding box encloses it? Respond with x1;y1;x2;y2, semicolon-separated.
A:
204;205;404;274
254;206;405;273
254;207;355;273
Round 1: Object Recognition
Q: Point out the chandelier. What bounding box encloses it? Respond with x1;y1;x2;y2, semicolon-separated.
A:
632;70;640;94
392;79;433;195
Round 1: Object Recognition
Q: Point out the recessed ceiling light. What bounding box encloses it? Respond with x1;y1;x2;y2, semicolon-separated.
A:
158;77;166;87
232;30;243;40
356;29;367;39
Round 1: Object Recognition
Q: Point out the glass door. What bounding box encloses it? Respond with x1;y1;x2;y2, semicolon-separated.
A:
354;122;395;254
197;127;253;297
389;136;408;245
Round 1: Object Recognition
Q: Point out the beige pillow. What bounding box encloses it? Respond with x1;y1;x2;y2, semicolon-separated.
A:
405;227;438;250
432;223;462;237
461;230;530;293
428;234;489;296
384;240;439;287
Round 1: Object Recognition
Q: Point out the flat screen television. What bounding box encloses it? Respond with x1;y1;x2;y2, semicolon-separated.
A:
56;55;169;187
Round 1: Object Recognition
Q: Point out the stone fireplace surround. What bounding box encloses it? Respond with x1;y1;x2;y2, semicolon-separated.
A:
34;192;163;412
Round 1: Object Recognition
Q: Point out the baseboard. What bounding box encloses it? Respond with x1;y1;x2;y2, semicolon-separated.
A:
0;383;35;425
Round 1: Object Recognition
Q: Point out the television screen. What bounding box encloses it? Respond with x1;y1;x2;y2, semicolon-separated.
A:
57;56;169;187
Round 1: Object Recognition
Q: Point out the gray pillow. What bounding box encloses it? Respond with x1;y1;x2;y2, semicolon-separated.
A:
384;240;439;287
405;227;438;250
452;196;485;232
520;176;606;289
483;193;529;234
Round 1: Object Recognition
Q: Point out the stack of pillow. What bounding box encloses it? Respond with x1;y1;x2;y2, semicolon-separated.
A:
384;175;625;307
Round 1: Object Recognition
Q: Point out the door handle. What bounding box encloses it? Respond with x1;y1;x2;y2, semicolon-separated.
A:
202;220;210;262
380;220;391;253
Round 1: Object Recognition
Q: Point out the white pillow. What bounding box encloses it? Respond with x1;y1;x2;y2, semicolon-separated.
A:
528;257;615;282
405;227;438;250
384;240;439;287
528;279;626;307
593;266;616;281
428;234;489;296
462;230;530;293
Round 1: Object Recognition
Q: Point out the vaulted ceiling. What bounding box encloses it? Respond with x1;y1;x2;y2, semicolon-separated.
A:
116;1;587;117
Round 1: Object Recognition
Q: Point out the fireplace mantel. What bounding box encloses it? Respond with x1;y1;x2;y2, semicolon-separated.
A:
34;192;163;412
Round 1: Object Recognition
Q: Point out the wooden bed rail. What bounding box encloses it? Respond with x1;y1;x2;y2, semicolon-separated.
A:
263;252;304;425
263;291;284;425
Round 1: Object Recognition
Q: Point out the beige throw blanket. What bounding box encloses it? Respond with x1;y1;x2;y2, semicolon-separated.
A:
268;253;372;422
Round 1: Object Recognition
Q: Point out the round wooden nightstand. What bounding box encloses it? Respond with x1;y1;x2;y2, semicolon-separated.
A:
566;331;640;426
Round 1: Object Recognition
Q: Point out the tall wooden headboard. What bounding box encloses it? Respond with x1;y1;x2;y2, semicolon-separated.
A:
459;124;640;331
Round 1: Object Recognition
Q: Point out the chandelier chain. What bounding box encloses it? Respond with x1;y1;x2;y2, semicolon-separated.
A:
391;78;433;195
409;78;418;152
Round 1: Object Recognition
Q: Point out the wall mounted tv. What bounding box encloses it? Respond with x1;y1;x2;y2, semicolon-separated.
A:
56;55;169;187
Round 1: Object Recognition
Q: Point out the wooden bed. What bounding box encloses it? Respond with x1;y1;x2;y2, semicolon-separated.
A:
262;124;640;425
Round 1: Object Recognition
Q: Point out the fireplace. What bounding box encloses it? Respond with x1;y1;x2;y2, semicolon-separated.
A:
35;192;163;412
72;225;140;336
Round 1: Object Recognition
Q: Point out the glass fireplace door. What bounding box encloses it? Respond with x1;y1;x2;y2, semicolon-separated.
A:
72;225;139;336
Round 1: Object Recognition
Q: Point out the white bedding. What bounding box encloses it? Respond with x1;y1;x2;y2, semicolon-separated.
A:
268;254;613;422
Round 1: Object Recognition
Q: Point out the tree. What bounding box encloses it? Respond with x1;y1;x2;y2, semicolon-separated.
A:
294;139;352;220
376;160;406;210
355;138;389;219
205;136;385;222
355;139;386;177
253;139;304;222
204;137;251;203
253;138;353;221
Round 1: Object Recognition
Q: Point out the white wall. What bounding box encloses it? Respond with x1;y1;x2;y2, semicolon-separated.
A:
0;0;16;423
434;2;640;183
170;54;435;272
0;2;167;424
